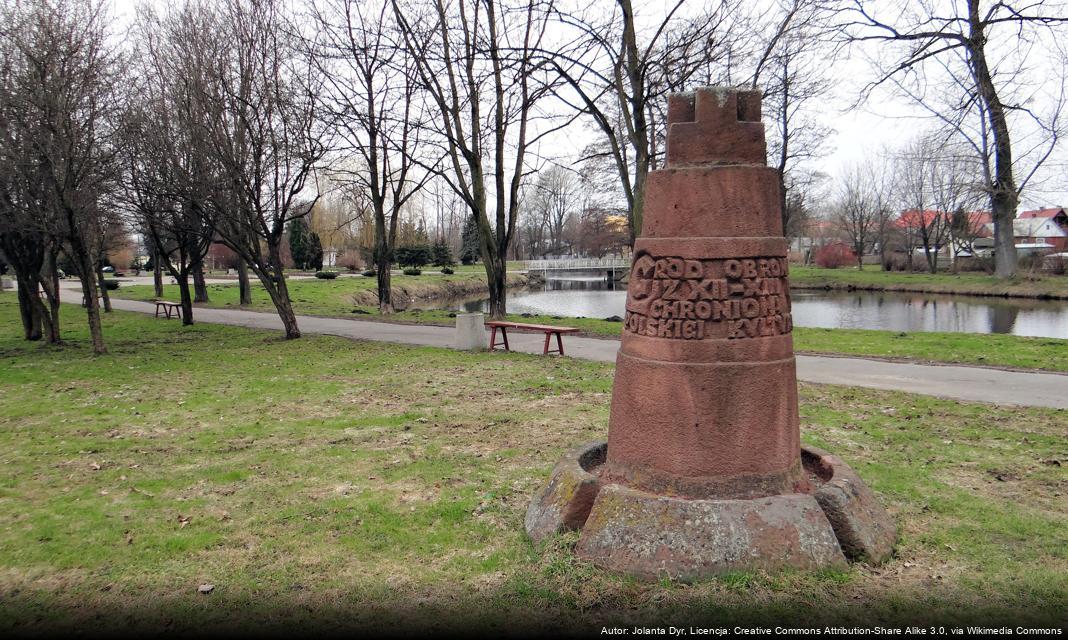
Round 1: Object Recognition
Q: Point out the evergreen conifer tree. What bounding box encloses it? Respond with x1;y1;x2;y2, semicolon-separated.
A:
460;216;480;265
309;233;324;271
288;219;309;269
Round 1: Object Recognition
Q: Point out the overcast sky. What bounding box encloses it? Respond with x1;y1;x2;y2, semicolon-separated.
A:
110;0;1068;212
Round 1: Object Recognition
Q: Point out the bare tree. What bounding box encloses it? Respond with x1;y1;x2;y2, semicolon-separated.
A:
865;153;898;269
393;0;559;318
750;0;835;238
894;134;974;273
527;165;577;257
517;194;547;258
928;139;986;269
833;161;878;269
309;0;432;314
0;120;62;341
123;4;225;325
1;0;121;354
549;1;741;244
0;2;62;342
195;0;327;339
840;0;1068;278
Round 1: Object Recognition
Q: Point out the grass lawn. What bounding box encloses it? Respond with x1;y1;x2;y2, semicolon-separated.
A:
113;272;512;317
0;300;1065;633
790;265;1068;299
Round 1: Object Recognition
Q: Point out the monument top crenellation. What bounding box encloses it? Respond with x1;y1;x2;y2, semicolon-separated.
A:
666;87;766;166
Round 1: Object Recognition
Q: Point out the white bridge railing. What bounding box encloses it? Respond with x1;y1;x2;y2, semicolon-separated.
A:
523;258;631;271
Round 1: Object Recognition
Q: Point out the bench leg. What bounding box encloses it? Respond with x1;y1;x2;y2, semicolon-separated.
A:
155;305;160;318
176;306;182;320
542;332;565;355
490;326;510;351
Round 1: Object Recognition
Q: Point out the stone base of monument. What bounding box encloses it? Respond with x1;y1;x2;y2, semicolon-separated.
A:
526;442;895;580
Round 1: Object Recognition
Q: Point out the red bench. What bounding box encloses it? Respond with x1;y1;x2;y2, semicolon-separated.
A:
485;321;580;355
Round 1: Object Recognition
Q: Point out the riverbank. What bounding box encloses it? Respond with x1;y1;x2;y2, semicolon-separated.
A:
111;277;1068;373
789;266;1068;300
1;302;1064;631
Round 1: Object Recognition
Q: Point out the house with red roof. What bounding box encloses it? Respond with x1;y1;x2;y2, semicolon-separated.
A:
1011;218;1067;251
979;207;1068;251
1018;207;1068;223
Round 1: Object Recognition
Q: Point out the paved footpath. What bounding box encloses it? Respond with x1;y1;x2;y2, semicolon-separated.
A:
91;297;1067;410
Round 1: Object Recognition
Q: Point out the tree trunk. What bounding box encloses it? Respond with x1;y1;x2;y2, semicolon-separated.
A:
262;246;301;339
375;240;393;314
192;257;209;303
78;262;106;354
15;274;43;341
968;0;1018;278
236;258;252;305
376;260;393;313
619;0;649;244
44;250;61;344
153;249;164;298
176;272;195;326
991;193;1018;278
629;178;646;247
96;265;112;312
483;253;507;319
269;286;301;339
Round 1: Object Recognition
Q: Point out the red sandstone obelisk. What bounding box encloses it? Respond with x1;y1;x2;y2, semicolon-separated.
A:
525;87;895;579
603;88;803;500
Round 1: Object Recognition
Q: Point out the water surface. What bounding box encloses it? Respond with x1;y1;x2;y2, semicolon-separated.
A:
444;274;1068;339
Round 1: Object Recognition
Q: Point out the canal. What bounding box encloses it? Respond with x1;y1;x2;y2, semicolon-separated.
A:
448;274;1068;339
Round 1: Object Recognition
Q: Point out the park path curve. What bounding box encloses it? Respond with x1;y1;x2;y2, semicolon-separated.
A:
83;297;1068;410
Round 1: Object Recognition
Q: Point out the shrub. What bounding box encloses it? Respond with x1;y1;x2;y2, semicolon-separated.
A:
402;267;422;276
814;243;855;269
1045;254;1067;276
882;254;907;272
441;266;454;275
337;249;363;272
315;271;339;279
361;269;376;277
102;280;120;290
1018;253;1046;273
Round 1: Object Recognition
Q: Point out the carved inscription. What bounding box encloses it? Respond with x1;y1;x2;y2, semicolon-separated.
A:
623;254;792;340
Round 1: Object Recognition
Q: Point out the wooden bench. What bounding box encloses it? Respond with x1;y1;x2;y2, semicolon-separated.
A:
154;300;182;320
485;321;580;355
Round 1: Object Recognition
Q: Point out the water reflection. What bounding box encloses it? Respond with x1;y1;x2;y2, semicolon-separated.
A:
437;273;1068;339
786;290;1067;336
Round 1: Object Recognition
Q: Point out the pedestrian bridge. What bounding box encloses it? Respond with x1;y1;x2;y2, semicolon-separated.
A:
523;258;631;279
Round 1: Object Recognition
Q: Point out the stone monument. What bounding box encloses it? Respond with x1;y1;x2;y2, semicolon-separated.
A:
525;87;895;580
